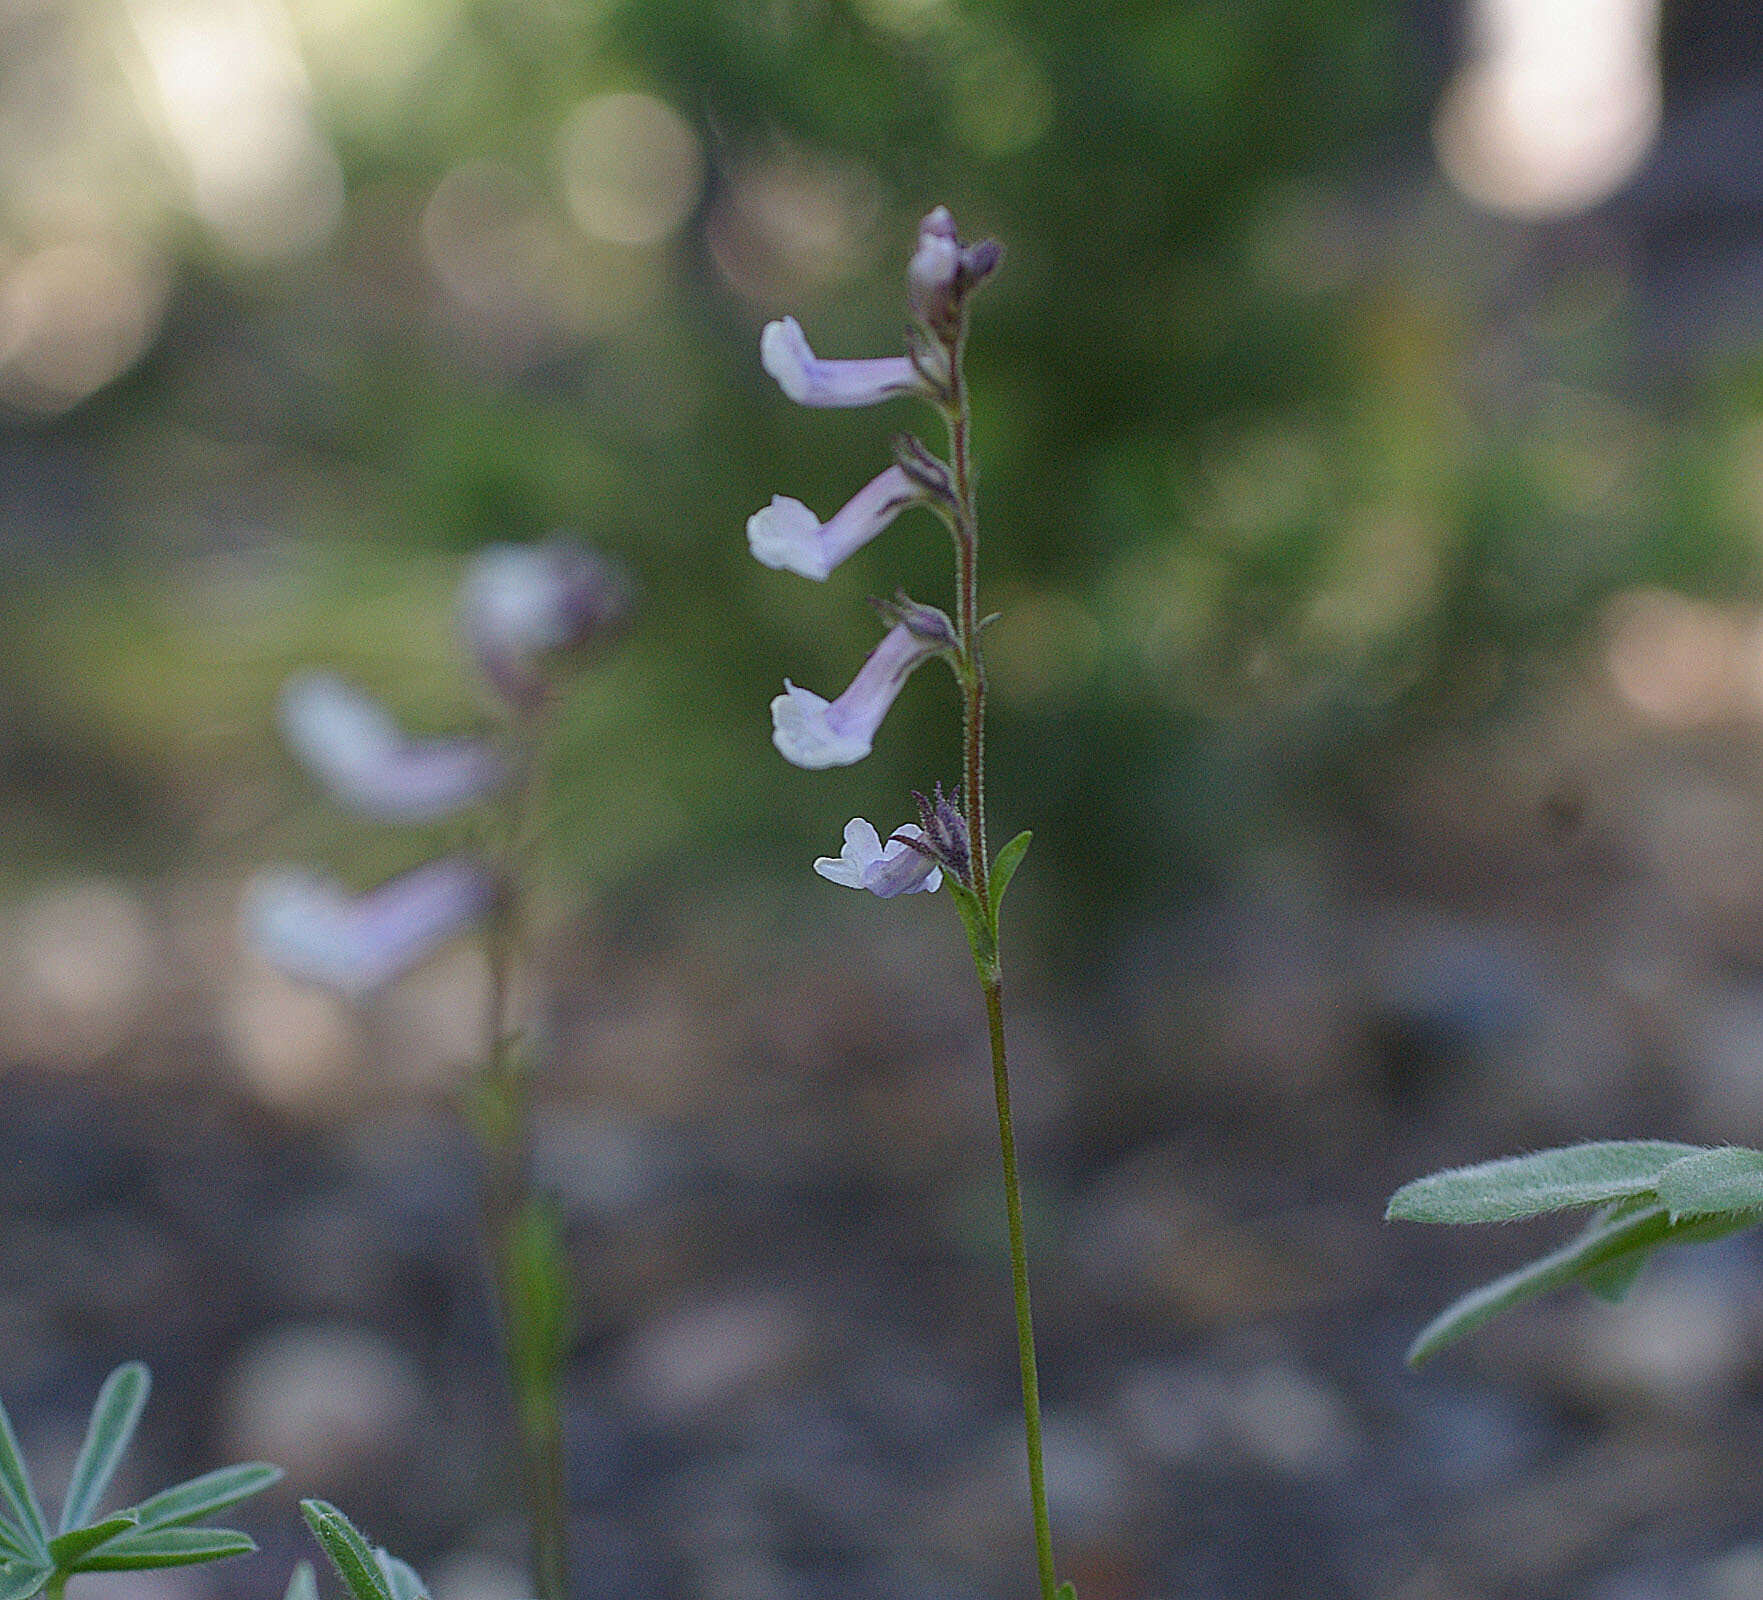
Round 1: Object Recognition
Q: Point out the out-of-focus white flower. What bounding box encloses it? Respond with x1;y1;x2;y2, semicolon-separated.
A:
747;465;919;581
459;538;630;710
760;316;921;408
243;857;497;996
279;673;505;820
771;622;939;768
813;818;941;897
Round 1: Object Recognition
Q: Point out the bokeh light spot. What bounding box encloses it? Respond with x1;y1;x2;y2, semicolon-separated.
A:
556;92;703;248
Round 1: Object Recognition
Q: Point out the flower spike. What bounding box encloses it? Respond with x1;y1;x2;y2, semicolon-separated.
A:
244;857;497;997
814;818;941;897
771;622;939;769
760;316;923;408
747;466;920;581
279;673;506;821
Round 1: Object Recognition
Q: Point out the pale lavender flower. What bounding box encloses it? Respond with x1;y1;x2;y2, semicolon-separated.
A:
771;622;940;768
760;316;922;408
747;465;919;581
280;672;505;821
814;818;941;897
907;206;961;328
244;856;497;996
459;538;630;710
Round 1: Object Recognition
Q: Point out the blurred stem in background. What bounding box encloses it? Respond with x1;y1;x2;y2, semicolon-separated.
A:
474;733;571;1600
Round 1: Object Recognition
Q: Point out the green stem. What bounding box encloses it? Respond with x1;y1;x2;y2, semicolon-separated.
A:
946;305;1056;1600
478;746;570;1600
986;977;1057;1600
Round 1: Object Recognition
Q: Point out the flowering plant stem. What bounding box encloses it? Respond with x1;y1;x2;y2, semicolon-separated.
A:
476;752;570;1600
945;352;1058;1600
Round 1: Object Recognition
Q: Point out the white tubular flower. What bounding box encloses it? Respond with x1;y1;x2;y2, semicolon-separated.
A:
814;818;941;897
280;673;506;821
760;316;921;407
771;622;939;769
243;857;497;996
458;538;629;710
747;466;919;581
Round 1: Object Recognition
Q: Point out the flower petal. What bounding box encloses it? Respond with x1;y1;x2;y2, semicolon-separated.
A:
279;673;505;821
760;316;920;408
747;466;919;582
243;857;496;996
813;818;940;897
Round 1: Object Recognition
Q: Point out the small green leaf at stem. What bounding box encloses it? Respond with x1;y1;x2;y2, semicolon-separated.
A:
124;1463;282;1531
1656;1146;1763;1220
301;1501;394;1600
59;1363;149;1534
47;1514;137;1567
1055;1583;1077;1600
71;1527;256;1572
1387;1140;1704;1225
988;831;1031;921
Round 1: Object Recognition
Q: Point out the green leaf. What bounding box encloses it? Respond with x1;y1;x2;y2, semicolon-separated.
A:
125;1462;282;1531
48;1513;138;1567
377;1550;429;1600
1387;1141;1705;1225
988;831;1032;920
301;1501;394;1600
285;1560;321;1600
0;1398;47;1560
1656;1146;1763;1220
1055;1583;1076;1600
1406;1202;1676;1365
0;1560;48;1600
72;1527;256;1572
0;1525;33;1565
59;1363;150;1534
1581;1249;1652;1303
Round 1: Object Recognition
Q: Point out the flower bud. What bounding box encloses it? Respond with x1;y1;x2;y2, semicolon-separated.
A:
912;782;972;885
870;589;958;651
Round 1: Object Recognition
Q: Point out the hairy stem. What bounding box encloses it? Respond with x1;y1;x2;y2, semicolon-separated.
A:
948;314;1056;1600
987;978;1057;1600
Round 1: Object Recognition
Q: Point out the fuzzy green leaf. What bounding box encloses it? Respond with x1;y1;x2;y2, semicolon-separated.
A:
72;1527;256;1572
1387;1141;1705;1225
301;1501;394;1600
0;1560;47;1600
988;831;1032;921
125;1462;282;1531
0;1525;32;1565
1656;1146;1763;1220
59;1363;149;1534
1055;1583;1076;1600
49;1513;138;1567
285;1560;321;1600
1406;1202;1676;1365
0;1399;47;1560
377;1550;429;1600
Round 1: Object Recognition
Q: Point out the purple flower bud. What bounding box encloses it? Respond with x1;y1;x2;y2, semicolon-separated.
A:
813;818;942;898
771;622;938;769
459;539;630;711
279;673;507;821
870;589;958;651
747;466;919;581
243;856;497;996
908;207;962;328
760;316;922;408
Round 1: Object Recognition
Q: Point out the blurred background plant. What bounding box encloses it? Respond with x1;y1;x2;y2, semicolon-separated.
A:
11;2;1763;1599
